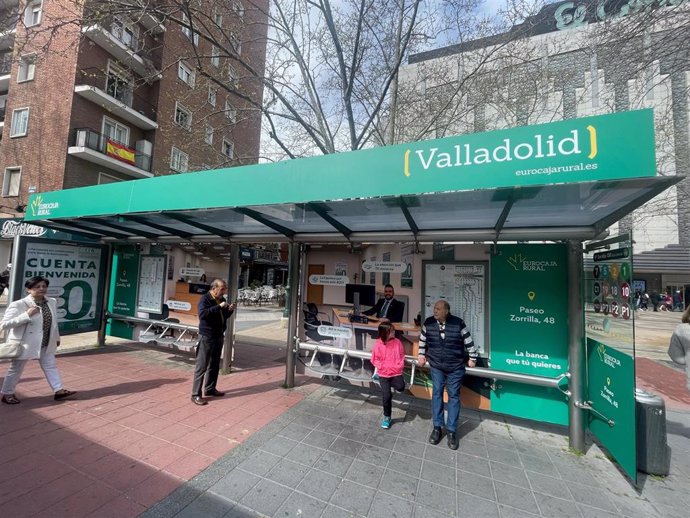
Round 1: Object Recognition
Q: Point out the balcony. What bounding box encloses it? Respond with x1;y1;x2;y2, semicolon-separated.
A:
68;128;153;179
82;25;161;80
74;69;158;130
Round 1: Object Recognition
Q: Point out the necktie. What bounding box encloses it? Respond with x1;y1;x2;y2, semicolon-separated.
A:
380;299;390;318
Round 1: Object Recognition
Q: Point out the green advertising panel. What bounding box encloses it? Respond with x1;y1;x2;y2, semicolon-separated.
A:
587;338;637;480
490;244;569;424
107;246;140;339
584;235;636;481
24;110;656;221
11;237;109;335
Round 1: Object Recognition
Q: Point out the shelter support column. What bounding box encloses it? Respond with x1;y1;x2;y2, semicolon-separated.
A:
284;242;302;388
567;240;585;452
97;245;113;347
222;244;240;374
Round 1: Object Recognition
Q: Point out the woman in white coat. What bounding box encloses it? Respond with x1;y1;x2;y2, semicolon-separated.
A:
1;276;76;404
668;304;690;392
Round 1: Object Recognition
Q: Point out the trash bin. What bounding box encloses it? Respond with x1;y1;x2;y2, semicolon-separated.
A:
635;389;671;476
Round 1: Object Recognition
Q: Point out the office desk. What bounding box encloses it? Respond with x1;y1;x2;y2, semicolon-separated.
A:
331;309;420;353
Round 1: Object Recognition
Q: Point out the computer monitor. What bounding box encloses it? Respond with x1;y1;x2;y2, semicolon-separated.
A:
345;283;377;315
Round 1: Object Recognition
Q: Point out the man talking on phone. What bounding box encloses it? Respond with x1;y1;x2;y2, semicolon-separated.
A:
191;279;236;405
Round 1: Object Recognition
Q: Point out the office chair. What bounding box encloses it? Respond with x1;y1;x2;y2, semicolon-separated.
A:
302;302;339;374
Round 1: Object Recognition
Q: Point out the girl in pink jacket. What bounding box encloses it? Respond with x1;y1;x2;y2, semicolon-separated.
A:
371;322;406;429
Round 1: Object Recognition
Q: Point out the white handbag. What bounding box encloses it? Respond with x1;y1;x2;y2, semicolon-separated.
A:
0;340;22;359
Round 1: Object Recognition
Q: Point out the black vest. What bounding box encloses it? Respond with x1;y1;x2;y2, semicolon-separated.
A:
424;314;469;371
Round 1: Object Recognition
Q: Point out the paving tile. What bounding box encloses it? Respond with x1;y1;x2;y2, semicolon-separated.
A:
237;450;281;477
415;480;456;516
43;479;121;517
457;470;495;501
520;453;560;477
328;437;364;458
413;503;453;518
567;481;617;512
274;491;327;518
369;491;415;518
355;444;392;467
394;436;421;456
423;443;457;467
525;472;573;500
553;461;599;487
302;429;338;450
387;451;422;477
534;493;583;518
208;468;261;502
285;443;325;466
380;469;419;501
330;480;376;515
457;438;488;458
366;430;396;450
487;446;522;468
420;459;456;489
497;504;540;517
576;503;620;518
320;504;366;518
266;458;310;488
295;469;341;501
260;435;299;457
163;451;214;479
494;481;538;514
240;479;292;517
311;450;353;477
278;422;313;442
490;461;530;489
345;459;384;489
338;424;371;443
125;471;183;508
456;452;491;477
456;492;500;518
83;495;147;518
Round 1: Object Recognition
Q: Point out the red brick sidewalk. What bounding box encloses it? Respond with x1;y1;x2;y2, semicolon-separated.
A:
636;357;690;412
0;343;319;517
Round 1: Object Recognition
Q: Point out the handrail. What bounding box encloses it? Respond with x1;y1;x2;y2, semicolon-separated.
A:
296;340;570;394
106;311;199;332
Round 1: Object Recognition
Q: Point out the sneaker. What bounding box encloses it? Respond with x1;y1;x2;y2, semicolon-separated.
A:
381;416;392;429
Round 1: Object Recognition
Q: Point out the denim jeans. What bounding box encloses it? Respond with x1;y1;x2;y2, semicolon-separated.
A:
430;366;466;432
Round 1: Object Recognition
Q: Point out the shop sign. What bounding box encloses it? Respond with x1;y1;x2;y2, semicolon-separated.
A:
362;261;407;273
180;267;204;277
309;274;349;286
167;300;192;311
1;219;47;238
317;325;352;339
107;246;140;340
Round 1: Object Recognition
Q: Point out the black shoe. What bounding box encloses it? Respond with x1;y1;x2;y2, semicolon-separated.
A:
447;432;458;450
429;427;443;445
206;389;225;397
191;395;207;406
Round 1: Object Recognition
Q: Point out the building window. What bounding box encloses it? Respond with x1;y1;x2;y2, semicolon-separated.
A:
10;108;29;137
2;167;21;197
17;55;36;83
106;62;133;106
222;139;234;159
98;172;121;184
181;13;199;46
171;147;189;172
230;33;242;55
225;100;236;122
208;86;217;106
102;117;130;145
233;1;245;20
211;45;220;67
213;10;223;26
174;102;192;130
24;0;42;27
205;124;214;145
111;18;139;51
178;61;195;87
228;64;238;88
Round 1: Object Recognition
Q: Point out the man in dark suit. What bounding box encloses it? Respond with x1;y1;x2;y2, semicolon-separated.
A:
191;278;236;405
363;284;405;323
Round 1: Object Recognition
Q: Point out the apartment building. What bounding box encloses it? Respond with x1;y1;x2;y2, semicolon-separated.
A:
0;0;268;264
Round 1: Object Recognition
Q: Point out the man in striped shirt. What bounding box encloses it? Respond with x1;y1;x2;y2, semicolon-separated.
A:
417;300;478;450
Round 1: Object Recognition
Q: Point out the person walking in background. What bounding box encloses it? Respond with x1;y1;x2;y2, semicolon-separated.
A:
0;263;10;294
1;276;76;404
417;300;478;450
191;278;236;405
650;290;661;311
668;305;690;392
370;321;406;429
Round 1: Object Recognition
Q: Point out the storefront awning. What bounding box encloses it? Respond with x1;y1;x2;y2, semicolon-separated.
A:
22;109;681;244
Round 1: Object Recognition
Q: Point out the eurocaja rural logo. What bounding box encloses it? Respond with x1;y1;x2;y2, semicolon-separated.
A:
29;195;59;217
403;124;598;177
507;253;558;272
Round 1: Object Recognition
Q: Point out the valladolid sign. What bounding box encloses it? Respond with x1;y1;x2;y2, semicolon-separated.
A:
23;110;656;221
